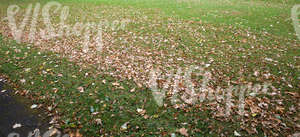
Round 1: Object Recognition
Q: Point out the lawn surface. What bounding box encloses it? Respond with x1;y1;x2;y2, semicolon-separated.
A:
0;0;299;136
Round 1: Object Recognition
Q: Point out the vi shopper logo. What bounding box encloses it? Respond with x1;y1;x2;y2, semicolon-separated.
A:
8;128;69;137
149;65;271;116
3;1;129;53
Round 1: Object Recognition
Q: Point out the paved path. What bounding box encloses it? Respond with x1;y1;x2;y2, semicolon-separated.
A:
0;79;50;137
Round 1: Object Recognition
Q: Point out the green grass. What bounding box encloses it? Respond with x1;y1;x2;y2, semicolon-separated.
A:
44;0;299;37
0;33;299;135
0;0;298;38
0;0;299;136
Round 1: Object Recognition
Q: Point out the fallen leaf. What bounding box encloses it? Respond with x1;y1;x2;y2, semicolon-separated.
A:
12;123;22;129
30;104;38;109
112;82;120;86
20;79;26;84
121;122;129;130
137;108;146;115
95;119;102;125
177;128;188;136
77;86;84;93
234;131;241;136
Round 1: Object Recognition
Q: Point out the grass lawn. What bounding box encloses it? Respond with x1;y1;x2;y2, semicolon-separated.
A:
0;0;299;136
